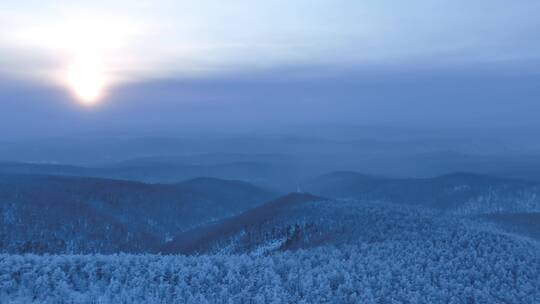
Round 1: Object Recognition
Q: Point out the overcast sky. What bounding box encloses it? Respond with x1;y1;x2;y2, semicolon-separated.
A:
1;0;539;138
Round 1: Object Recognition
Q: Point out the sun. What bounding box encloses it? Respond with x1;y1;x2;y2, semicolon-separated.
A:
66;57;107;105
11;12;147;106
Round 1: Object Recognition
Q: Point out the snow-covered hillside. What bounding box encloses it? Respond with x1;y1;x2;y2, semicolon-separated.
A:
2;191;539;303
2;229;539;303
0;174;273;254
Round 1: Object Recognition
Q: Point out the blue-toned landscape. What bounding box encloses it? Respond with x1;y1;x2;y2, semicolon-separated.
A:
1;1;540;303
1;141;540;303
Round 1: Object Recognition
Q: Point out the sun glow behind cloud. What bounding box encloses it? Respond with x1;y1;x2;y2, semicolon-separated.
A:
2;9;150;105
1;3;305;105
1;0;540;107
34;16;138;103
65;56;107;104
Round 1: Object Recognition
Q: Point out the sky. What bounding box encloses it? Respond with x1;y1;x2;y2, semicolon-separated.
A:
1;0;540;138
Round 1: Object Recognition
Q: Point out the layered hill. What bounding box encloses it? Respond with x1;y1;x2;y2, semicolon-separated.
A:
3;182;540;303
161;192;477;255
161;193;324;254
0;159;298;190
305;171;540;214
0;174;273;253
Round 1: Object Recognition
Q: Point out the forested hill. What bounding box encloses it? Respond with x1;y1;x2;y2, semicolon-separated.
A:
161;192;323;254
161;192;474;255
2;177;540;302
0;174;274;254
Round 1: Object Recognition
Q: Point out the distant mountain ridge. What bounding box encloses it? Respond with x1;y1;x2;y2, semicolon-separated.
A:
306;171;540;214
0;159;298;189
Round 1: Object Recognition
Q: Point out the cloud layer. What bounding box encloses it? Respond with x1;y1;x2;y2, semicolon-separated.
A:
2;0;540;85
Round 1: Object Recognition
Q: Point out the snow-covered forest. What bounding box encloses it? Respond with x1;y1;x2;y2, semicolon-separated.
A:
2;159;540;303
2;235;539;303
2;193;540;303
